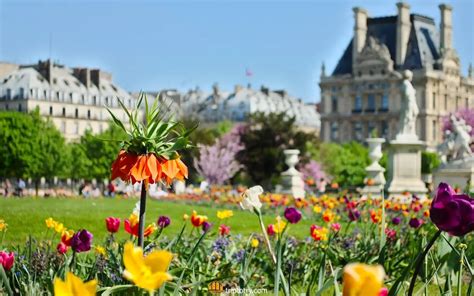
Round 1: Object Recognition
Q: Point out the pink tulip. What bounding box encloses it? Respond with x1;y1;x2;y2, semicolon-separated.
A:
0;251;14;271
105;217;121;233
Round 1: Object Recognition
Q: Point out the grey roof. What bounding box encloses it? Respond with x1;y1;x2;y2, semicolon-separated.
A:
332;14;440;75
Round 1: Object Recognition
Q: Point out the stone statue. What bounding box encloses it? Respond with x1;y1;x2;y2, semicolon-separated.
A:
438;114;472;162
397;70;419;139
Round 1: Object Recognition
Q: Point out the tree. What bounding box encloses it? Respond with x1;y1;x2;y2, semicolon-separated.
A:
78;124;126;181
442;108;474;137
238;112;318;188
318;142;370;187
0;110;67;194
194;125;244;185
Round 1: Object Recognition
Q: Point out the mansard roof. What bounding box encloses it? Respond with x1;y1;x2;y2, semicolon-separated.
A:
332;14;440;75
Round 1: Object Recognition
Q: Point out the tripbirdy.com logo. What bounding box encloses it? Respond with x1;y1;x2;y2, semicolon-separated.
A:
208;281;268;295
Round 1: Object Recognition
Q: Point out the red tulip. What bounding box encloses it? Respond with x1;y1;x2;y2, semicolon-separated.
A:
57;242;69;254
105;217;121;233
0;251;14;271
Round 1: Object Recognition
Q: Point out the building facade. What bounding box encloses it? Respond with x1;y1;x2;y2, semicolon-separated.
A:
165;84;320;132
320;3;474;148
0;60;136;140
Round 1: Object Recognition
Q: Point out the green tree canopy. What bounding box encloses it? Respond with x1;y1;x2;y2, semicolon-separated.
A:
238;112;318;188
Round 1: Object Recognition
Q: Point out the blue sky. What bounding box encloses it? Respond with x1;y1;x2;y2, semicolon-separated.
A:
0;0;473;103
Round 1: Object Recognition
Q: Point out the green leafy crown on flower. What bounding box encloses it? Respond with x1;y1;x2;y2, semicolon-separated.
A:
106;92;195;159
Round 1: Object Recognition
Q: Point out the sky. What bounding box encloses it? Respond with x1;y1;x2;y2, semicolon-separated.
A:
0;0;473;103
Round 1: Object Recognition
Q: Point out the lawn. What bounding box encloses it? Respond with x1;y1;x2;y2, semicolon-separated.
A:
0;196;313;245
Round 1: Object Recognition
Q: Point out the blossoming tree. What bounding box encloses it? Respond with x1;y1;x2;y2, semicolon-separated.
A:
194;125;244;185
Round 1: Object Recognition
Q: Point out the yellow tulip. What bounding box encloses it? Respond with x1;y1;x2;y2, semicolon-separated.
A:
54;223;65;234
251;238;259;248
0;219;7;232
94;246;106;257
313;205;322;214
216;210;234;220
342;263;385;296
45;217;56;229
54;272;97;296
123;241;173;292
273;216;286;234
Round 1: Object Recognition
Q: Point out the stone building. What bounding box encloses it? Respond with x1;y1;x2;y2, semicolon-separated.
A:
0;60;136;140
168;84;320;132
320;2;474;148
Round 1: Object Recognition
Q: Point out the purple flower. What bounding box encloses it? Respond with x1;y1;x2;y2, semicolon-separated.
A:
157;216;171;228
71;229;93;253
430;182;474;236
409;218;423;229
392;217;401;225
202;221;213;233
348;209;360;221
284;207;302;224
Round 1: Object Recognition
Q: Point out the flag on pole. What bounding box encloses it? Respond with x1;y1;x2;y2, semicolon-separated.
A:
245;68;253;77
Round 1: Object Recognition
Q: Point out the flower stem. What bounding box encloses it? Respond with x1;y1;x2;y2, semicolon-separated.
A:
407;230;442;296
458;243;467;296
256;211;276;264
137;181;147;248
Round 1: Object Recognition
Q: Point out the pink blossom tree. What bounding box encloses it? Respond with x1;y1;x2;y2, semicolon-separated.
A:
194;126;244;185
299;160;327;188
442;108;474;137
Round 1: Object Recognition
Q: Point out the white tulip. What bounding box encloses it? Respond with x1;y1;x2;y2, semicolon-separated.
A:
240;185;264;212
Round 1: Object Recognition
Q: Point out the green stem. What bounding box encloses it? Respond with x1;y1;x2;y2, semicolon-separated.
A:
407;230;442;296
256;210;276;263
458;244;467;296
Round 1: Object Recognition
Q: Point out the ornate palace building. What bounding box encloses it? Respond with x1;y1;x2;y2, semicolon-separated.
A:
0;60;135;140
320;2;474;148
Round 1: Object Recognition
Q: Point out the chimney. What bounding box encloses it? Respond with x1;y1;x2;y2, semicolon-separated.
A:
396;2;411;66
37;59;53;83
73;68;91;88
353;7;368;64
439;4;453;51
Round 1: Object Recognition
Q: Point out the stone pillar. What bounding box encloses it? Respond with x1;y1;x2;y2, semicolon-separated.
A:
439;4;453;51
280;149;305;198
396;2;411;66
353;7;368;65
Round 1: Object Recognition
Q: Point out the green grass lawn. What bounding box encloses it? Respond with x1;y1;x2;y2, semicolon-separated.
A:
0;197;313;245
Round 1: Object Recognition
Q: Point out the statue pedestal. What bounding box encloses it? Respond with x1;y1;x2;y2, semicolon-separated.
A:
433;156;474;192
386;138;428;200
280;149;305;198
360;138;386;198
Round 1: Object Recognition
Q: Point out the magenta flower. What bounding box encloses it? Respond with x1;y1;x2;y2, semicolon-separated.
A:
430;182;474;236
157;216;171;228
0;251;14;271
391;217;401;225
71;229;93;253
284;207;302;224
409;218;423;229
105;217;120;233
348;209;360;221
202;221;212;233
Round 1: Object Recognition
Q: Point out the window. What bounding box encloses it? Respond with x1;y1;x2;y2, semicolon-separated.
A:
18;104;22;112
354;95;362;112
56;91;60;100
105;97;109;105
432;120;437;141
81;95;85;104
30;89;34;97
353;122;363;141
49;106;53;115
331;96;337;113
44;90;48;100
330;122;338;141
381;121;388;138
93;96;97;105
19;88;25;99
367;121;376;136
466;98;469;109
87;110;91;119
381;94;389;111
62;107;66;117
6;89;11;99
69;93;73;102
75;108;78;118
432;92;436;109
444;94;448;109
367;94;375;112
